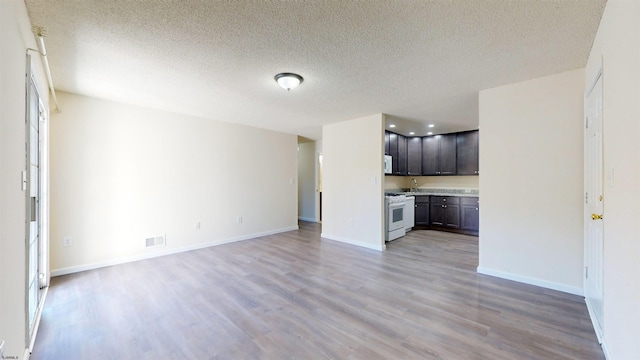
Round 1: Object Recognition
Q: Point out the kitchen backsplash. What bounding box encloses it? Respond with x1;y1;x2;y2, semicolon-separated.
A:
384;175;479;191
387;188;479;196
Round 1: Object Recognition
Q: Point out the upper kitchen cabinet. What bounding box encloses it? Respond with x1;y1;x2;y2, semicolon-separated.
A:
456;130;479;175
422;134;457;175
406;137;422;176
397;135;407;175
387;131;407;175
384;131;390;155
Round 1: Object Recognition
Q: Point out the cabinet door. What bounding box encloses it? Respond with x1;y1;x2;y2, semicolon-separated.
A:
439;134;457;175
456;130;479;175
407;137;422;176
389;132;398;174
397;134;407;175
461;205;479;231
422;136;439;175
385;131;391;155
415;201;429;226
444;204;460;228
429;203;445;226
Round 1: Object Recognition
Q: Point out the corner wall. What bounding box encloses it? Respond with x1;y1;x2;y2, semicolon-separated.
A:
322;114;385;250
50;92;298;274
585;1;640;358
478;68;585;295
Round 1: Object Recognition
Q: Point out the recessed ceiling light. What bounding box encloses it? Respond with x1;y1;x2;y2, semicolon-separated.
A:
428;124;435;128
427;132;433;135
409;132;415;135
389;124;396;128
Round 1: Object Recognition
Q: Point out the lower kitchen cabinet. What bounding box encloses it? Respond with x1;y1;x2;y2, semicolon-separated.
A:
429;196;460;229
460;197;479;232
412;195;479;235
414;196;430;226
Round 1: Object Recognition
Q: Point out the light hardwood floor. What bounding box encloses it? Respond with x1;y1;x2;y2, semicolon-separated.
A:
31;222;603;359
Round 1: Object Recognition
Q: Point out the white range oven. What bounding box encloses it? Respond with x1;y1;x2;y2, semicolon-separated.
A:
385;194;407;241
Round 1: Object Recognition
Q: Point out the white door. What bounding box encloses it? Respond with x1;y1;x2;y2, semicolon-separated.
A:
584;70;604;342
26;55;48;348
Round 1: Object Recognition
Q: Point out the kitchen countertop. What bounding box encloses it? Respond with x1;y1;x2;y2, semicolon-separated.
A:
386;188;479;197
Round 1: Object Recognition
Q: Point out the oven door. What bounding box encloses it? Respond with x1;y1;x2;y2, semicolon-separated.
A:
388;202;405;231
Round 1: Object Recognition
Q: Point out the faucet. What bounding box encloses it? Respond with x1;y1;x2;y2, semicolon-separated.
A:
410;178;418;193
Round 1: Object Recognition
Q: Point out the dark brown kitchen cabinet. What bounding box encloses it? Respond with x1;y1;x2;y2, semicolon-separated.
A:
387;131;407;175
430;196;460;228
384;131;390;155
460;197;479;232
406;137;422;176
457;130;479;175
414;195;430;226
422;134;457;175
397;135;407;175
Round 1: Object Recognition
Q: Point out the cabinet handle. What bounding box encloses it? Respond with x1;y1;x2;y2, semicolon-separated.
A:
443;198;446;202
476;208;478;210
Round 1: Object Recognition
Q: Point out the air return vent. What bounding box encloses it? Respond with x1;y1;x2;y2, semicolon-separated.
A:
145;235;166;248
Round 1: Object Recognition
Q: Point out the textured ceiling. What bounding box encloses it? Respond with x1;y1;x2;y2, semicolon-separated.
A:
25;0;606;140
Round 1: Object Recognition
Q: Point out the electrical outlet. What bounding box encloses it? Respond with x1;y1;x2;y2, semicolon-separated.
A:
237;216;243;224
63;236;72;247
195;221;201;230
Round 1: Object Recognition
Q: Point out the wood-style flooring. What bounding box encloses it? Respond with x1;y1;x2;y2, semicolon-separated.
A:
31;222;604;359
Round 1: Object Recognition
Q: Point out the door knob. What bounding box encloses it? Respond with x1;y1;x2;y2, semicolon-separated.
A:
591;213;603;220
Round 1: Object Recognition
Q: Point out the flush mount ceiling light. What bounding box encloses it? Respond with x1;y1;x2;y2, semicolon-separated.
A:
275;73;303;91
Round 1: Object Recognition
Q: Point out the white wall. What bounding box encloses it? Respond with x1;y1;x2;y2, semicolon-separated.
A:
322;114;385;250
585;1;640;358
297;141;317;222
50;92;298;274
0;1;49;358
478;68;585;295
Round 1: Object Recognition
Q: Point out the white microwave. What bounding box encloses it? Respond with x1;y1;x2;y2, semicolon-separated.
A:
384;155;392;174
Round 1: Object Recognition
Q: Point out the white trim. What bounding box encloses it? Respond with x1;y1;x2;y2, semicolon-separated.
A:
51;226;299;277
28;286;48;353
298;216;316;222
476;267;583;296
321;233;386;251
585;298;605;344
601;339;611;360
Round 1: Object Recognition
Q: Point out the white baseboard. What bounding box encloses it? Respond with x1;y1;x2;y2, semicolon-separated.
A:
321;233;385;251
51;226;299;277
601;339;611;360
476;267;583;296
298;216;316;222
585;298;604;343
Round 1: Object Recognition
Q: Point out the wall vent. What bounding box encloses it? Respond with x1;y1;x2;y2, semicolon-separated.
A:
145;235;166;248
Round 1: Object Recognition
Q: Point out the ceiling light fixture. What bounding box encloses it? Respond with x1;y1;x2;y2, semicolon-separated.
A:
409;132;415;135
389;124;396;128
427;132;433;135
428;124;435;128
275;73;303;91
